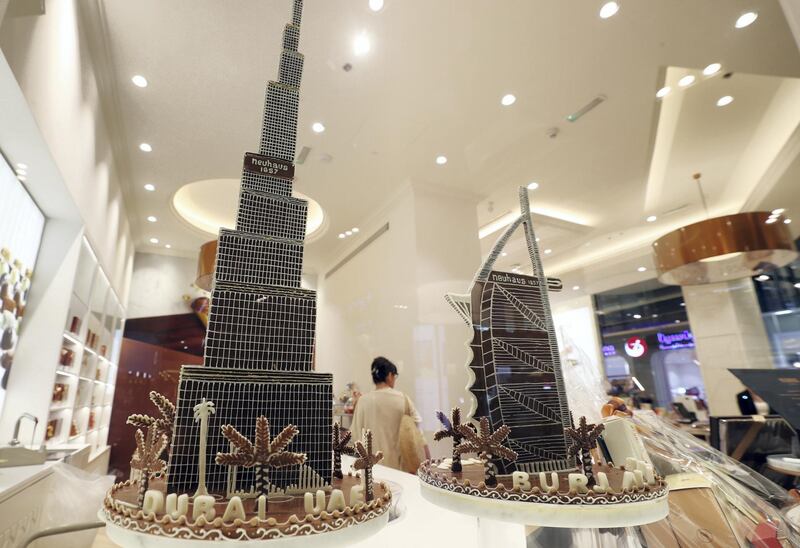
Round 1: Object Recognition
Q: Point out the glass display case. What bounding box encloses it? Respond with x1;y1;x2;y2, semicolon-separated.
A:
47;237;124;456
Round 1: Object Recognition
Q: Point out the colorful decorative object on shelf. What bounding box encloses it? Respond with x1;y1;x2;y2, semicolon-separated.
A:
101;1;390;542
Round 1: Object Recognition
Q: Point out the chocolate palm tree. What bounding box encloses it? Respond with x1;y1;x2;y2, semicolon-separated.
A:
127;391;176;457
131;427;168;508
353;429;383;501
434;407;467;472
456;417;517;487
331;422;355;480
565;416;605;485
215;416;306;508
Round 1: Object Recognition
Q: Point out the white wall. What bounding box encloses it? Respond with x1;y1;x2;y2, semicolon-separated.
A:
127;252;203;319
316;183;481;454
0;1;134;303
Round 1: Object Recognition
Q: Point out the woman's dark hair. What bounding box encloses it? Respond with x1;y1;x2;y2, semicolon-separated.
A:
371;356;398;384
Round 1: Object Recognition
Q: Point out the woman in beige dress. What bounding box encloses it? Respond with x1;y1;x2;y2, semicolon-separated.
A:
350;356;429;471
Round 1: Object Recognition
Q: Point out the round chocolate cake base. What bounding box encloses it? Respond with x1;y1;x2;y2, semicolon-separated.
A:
102;474;391;545
418;459;668;528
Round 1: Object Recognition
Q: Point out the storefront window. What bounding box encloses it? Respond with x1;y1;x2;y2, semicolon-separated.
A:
753;242;800;369
594;280;704;410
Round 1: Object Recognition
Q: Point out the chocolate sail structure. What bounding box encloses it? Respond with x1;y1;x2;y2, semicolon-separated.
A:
447;188;575;474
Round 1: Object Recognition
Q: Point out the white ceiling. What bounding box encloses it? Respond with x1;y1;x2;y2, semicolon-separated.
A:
88;0;800;286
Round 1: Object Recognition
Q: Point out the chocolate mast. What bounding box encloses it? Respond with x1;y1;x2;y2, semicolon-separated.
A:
166;0;333;495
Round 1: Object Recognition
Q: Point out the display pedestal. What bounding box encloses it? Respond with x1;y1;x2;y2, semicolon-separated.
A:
100;509;390;548
476;517;525;548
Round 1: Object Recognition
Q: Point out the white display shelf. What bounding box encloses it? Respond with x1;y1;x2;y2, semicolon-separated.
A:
46;237;125;455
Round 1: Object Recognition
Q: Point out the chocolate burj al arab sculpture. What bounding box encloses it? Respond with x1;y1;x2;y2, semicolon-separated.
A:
447;187;574;475
420;188;670;528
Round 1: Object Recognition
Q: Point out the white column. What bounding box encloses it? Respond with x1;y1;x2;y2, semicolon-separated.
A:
682;278;773;416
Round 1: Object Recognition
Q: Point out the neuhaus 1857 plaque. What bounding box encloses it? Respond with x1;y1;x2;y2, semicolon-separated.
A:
243;152;294;179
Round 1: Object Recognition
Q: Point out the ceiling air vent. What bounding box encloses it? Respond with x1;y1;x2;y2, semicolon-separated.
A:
295;146;311;165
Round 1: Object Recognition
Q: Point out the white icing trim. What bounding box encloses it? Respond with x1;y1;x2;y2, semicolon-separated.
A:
418;479;669;528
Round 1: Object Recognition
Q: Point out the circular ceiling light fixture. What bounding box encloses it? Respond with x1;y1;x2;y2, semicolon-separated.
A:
131;75;148;88
653;212;797;285
771;208;785;215
312;122;325;133
716;95;734;107
16;163;27;170
637;266;647;272
656;86;671;99
139;143;153;152
144;183;156;191
703;63;722;76
572;285;580;291
599;2;619;19
646;215;657;223
352;227;360;233
149;237;159;244
435;155;447;165
527;181;539;190
501;94;517;106
353;33;371;56
735;11;758;29
544;249;552;255
785;218;792;224
368;0;384;11
755;274;770;282
678;75;695;87
147;216;157;223
165;244;172;249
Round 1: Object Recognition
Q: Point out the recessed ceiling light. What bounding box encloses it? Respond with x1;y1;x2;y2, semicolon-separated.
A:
637;266;647;272
147;216;157;223
15;169;27;176
131;75;148;88
766;218;777;224
501;252;508;257
353;33;371;56
755;274;770;282
144;183;156;191
527;181;539;190
784;218;792;224
312;122;325;133
656;86;671;99
16;163;27;170
149;237;159;244
599;1;619;19
345;230;353;236
17;175;26;182
703;63;722;76
795;282;800;289
633;314;642;319
501;94;516;106
735;11;758;29
771;208;785;215
716;95;734;107
352;227;360;233
165;244;171;249
674;319;681;324
368;0;384;11
436;155;447;165
680;302;685;307
338;233;345;239
678;75;695;87
544;249;552;254
572;285;580;291
139;143;153;152
646;215;657;223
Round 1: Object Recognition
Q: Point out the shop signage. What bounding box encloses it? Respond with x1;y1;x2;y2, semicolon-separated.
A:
624;336;648;358
602;344;616;357
243;152;294;179
656;330;694;350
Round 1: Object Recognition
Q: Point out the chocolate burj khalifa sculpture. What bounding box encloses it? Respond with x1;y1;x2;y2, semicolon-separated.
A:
166;0;333;495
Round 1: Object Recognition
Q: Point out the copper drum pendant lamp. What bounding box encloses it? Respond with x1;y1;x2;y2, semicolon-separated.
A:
196;239;217;291
652;175;797;285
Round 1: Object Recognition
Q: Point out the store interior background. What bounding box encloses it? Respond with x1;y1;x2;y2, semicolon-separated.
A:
1;0;800;481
